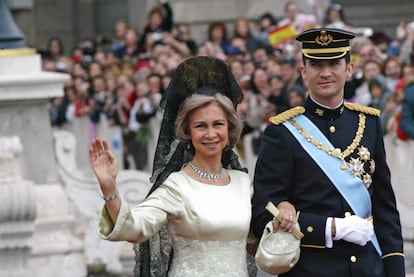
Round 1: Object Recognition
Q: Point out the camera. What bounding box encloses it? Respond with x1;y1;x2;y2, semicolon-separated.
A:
81;41;94;56
152;32;163;42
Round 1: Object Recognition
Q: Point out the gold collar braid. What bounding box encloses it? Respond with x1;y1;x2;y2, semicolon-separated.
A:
288;113;366;170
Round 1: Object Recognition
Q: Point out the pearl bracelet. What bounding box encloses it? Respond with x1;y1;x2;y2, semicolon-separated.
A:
102;190;118;201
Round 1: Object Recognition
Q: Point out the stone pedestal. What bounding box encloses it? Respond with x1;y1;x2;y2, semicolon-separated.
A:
0;49;86;276
0;49;68;184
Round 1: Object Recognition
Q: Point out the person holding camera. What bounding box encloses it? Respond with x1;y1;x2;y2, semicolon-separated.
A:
113;28;142;61
138;0;173;52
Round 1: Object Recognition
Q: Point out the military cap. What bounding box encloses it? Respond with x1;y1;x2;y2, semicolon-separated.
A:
296;28;355;59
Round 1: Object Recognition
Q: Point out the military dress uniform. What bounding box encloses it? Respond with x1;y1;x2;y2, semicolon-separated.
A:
251;28;405;277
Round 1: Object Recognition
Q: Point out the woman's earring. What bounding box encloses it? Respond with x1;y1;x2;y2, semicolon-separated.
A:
187;143;191;150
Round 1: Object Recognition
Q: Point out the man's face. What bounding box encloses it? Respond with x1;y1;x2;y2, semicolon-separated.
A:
253;49;267;64
280;63;295;82
300;58;353;106
286;3;298;20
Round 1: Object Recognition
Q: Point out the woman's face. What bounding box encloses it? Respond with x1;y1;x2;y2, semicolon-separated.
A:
288;91;304;107
148;75;162;93
363;61;381;81
236;20;249;37
384;60;401;80
253;68;268;87
328;9;341;23
93;77;106;92
230;60;243;80
150;12;163;27
395;88;405;104
125;30;138;45
89;63;103;78
115;21;128;38
370;84;382;99
188;102;229;160
270;77;283;92
211;26;224;41
49;39;62;56
243;61;255;76
136;82;149;97
72;63;86;78
266;60;281;76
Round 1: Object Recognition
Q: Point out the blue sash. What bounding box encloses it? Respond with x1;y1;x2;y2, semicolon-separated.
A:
283;114;382;255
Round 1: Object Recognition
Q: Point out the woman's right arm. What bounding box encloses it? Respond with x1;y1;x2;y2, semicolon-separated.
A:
98;181;182;242
90;138;121;223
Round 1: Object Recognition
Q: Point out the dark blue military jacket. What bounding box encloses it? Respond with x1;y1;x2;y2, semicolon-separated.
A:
251;97;405;277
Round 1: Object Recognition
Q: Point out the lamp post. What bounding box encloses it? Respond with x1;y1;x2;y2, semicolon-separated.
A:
0;0;27;49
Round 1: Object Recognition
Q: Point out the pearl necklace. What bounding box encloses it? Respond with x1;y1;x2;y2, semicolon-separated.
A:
188;162;223;181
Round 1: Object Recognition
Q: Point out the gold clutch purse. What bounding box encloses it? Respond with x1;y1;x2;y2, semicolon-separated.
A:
255;202;304;275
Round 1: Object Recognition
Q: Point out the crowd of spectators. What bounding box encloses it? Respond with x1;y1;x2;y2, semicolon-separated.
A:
42;0;414;172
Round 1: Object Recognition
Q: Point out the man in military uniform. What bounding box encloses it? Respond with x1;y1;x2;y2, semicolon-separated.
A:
251;28;405;276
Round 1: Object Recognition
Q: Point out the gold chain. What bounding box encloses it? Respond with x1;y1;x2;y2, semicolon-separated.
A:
288;113;366;169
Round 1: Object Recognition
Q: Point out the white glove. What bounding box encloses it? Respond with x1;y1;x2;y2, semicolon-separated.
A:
333;215;373;246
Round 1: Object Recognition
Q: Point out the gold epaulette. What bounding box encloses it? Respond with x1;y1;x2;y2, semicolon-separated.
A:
344;102;380;117
269;106;305;125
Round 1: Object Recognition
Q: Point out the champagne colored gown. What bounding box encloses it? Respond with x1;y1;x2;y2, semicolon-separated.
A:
99;169;252;277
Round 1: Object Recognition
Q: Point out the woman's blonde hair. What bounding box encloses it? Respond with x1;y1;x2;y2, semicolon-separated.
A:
175;93;242;148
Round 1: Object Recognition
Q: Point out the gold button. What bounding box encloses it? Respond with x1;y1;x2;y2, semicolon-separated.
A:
306;226;314;233
329;126;336;133
345;212;352;217
350;256;357;263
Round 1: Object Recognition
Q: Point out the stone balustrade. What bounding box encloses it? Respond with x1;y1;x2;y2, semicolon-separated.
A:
0;136;36;277
53;129;152;274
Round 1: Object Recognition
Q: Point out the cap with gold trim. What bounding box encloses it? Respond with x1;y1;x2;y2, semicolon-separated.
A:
296;28;355;60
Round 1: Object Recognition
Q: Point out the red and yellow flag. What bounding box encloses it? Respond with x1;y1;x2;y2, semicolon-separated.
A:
267;24;297;47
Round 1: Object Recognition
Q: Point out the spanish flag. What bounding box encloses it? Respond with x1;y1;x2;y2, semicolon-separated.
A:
268;24;297;47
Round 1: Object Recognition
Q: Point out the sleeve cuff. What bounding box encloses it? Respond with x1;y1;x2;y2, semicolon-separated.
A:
325;217;333;248
98;198;129;239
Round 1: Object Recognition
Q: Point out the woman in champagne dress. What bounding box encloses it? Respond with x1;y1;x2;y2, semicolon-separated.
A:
90;57;256;276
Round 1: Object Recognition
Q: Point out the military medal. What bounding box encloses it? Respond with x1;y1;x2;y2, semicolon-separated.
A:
349;157;364;177
346;145;375;188
369;160;375;174
362;174;372;188
358;146;370;161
